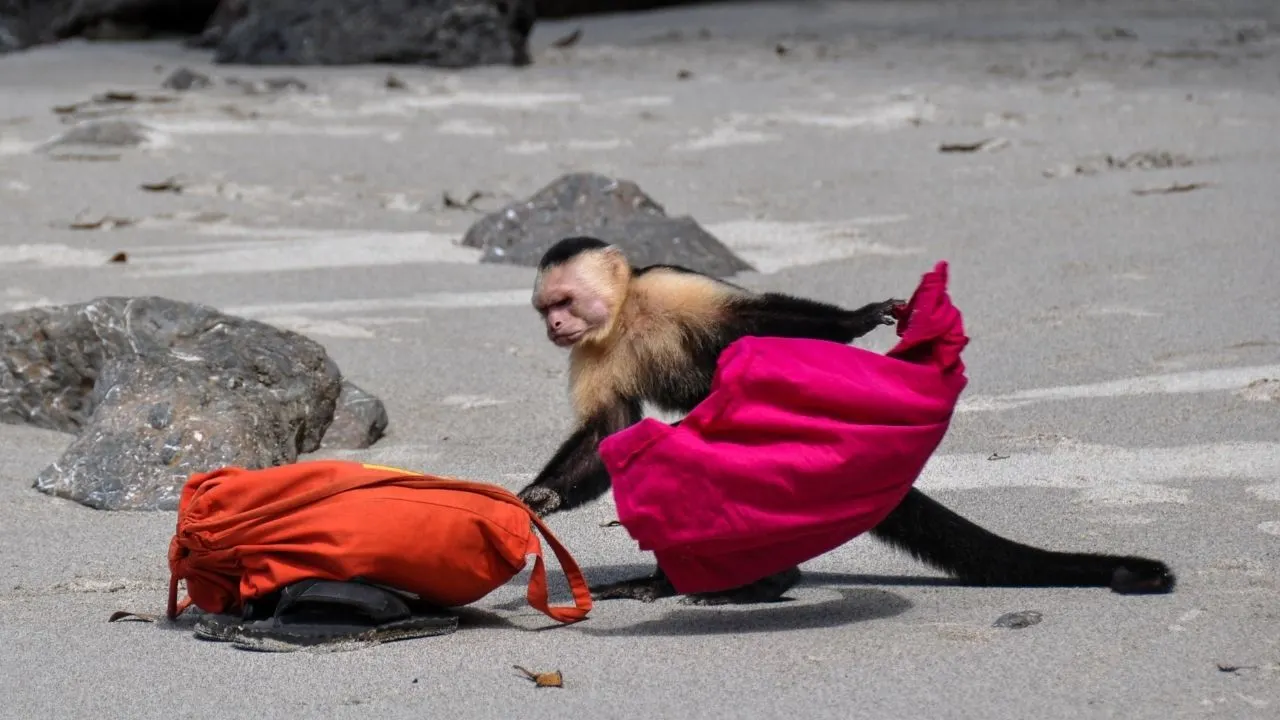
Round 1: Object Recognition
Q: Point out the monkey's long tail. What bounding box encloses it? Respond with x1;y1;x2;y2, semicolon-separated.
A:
868;489;1176;594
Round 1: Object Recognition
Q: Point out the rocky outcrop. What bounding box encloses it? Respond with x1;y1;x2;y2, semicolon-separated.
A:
461;172;754;277
0;0;535;68
0;297;388;511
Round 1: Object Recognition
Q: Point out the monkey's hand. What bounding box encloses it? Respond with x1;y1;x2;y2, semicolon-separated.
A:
517;485;563;517
878;298;908;324
844;298;906;338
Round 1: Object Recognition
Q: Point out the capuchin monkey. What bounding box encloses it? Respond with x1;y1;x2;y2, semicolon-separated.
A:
516;236;1176;605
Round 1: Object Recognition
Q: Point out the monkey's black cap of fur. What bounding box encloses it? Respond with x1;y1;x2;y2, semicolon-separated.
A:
538;236;610;269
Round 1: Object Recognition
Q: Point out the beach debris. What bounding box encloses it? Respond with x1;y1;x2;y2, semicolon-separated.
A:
443;190;488;211
1236;378;1280;402
50;153;122;162
94;90;178;105
141;177;185;193
993;610;1042;629
551;28;582;48
162;68;214;91
40;119;160;152
460;172;753;277
1044;150;1195;178
940;137;1010;153
225;76;309;95
51;92;177;121
384;73;409;90
514;666;565;688
677;69;693;80
1132;182;1209;196
1097;26;1138;41
987;452;1010;461
108;611;161;623
1;297;388;511
108;252;129;264
599;520;623;528
68;215;136;231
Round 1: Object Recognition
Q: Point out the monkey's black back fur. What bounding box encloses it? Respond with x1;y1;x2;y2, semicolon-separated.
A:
538;236;610;269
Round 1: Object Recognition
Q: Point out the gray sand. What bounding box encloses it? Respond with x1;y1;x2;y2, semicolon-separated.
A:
2;1;1279;718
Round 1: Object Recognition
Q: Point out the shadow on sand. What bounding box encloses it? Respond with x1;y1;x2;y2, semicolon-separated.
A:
483;563;959;636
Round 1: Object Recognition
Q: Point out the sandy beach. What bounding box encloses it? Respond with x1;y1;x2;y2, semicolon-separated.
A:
1;0;1279;717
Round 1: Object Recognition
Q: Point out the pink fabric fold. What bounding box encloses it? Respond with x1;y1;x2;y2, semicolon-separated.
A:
598;261;969;594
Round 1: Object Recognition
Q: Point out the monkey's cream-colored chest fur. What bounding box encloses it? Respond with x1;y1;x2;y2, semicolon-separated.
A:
566;270;733;420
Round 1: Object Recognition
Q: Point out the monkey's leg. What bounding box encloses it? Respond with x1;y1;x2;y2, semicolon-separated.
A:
590;566;677;603
678;566;803;606
517;399;644;517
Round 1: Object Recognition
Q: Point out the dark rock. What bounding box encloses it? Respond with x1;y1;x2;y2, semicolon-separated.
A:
322;381;390;450
993;610;1043;629
0;297;387;511
534;0;710;18
51;0;220;40
460;172;754;277
185;0;245;48
1;0;532;69
212;0;536;68
161;67;213;91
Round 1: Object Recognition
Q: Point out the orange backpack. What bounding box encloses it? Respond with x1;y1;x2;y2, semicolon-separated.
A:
166;460;592;628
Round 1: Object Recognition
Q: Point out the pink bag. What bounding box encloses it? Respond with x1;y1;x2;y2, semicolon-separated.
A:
598;261;969;594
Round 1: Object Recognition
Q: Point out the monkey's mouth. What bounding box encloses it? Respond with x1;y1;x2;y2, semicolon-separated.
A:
549;330;584;347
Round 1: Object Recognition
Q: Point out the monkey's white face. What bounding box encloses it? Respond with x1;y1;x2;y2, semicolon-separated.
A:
533;264;613;347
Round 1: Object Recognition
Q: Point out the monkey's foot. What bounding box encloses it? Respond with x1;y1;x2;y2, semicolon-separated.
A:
515;486;562;517
1110;558;1177;595
678;566;803;606
590;574;677;603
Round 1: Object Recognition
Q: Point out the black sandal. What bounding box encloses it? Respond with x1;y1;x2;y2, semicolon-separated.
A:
192;578;459;652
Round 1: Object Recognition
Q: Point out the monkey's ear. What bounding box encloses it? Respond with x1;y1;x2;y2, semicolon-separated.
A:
599;245;630;281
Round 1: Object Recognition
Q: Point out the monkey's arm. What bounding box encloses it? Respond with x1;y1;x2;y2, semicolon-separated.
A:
516;396;644;517
727;293;903;344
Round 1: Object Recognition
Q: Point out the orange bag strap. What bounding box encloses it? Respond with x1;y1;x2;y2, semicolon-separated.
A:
522;507;594;624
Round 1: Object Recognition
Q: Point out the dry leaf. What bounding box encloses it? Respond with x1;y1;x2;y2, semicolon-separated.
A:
108;610;160;623
51;153;121;162
513;666;564;688
140;177;183;193
940;138;1009;153
552;28;583;48
443;190;487;210
1132;182;1208;196
69;215;135;231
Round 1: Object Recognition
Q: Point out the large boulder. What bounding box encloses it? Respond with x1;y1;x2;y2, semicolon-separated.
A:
212;0;535;67
0;0;535;68
0;297;388;511
0;0;219;50
460;172;754;277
